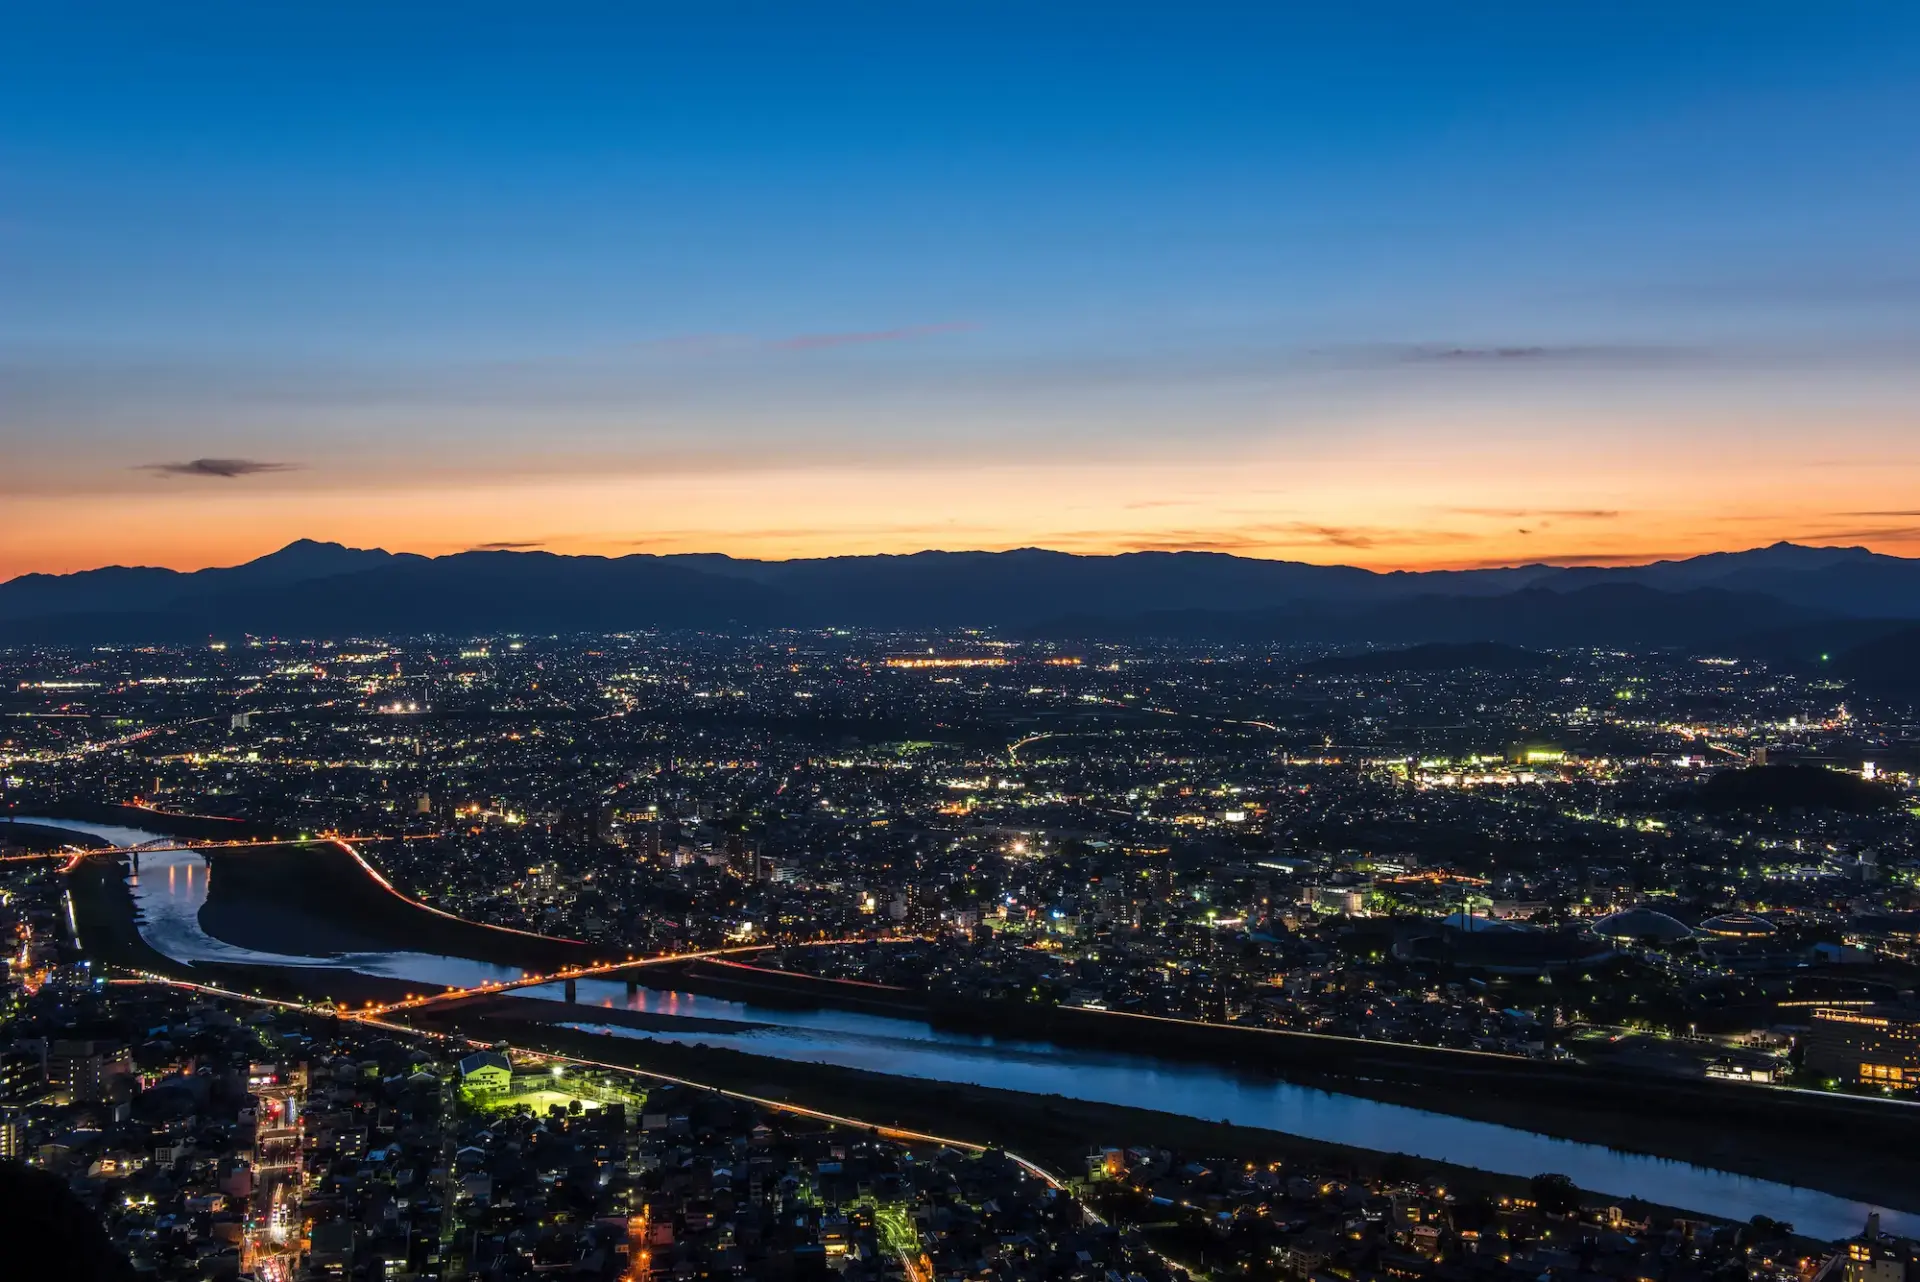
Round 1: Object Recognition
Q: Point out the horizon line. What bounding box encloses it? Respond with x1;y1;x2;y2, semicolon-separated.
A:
3;536;1888;586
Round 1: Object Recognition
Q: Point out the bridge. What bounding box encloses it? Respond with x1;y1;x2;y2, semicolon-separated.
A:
56;834;394;875
112;835;393;854
357;935;914;1017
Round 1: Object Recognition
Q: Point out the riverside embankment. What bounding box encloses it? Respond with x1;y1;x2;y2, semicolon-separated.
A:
38;814;1920;1234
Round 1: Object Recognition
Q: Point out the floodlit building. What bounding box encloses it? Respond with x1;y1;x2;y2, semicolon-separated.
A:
458;1049;513;1094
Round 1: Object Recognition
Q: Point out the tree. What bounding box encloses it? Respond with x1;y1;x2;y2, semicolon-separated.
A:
1529;1173;1581;1216
0;1159;135;1281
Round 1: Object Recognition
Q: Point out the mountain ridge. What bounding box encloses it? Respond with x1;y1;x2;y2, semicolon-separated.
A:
4;539;1918;644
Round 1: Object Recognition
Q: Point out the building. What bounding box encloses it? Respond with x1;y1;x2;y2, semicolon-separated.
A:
1831;1215;1912;1282
1805;1006;1920;1088
1312;885;1367;916
0;1045;44;1103
47;1039;130;1103
458;1050;512;1095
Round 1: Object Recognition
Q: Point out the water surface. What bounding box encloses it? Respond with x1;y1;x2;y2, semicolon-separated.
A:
31;817;1910;1239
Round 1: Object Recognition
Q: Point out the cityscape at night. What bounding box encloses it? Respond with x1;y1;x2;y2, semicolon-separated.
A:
4;611;1920;1277
7;2;1920;1279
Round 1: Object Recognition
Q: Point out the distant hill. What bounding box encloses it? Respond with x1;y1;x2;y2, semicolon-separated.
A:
1029;583;1817;648
1716;618;1918;671
1829;624;1920;699
1298;642;1556;676
1691;765;1897;813
1539;542;1920;615
3;539;1917;644
0;540;420;622
0;550;786;642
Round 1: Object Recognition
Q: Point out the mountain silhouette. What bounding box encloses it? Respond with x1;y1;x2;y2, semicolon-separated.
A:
4;540;1919;646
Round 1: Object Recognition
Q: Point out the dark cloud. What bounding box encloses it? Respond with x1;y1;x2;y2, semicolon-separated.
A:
137;457;302;479
469;541;545;550
1833;509;1920;517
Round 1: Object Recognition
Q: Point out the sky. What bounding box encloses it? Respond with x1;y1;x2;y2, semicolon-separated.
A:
4;2;1920;578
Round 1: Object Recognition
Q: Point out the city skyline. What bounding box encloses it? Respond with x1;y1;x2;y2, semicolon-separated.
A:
10;9;1920;1274
6;4;1920;577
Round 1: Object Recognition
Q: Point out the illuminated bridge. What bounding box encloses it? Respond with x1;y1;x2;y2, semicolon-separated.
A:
358;935;912;1018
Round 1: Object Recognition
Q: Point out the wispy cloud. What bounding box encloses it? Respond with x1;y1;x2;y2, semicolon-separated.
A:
1048;522;1482;555
631;522;998;542
1113;537;1283;553
1449;507;1621;520
769;321;975;352
1413;345;1555;361
1797;525;1920;543
622;322;976;360
137;457;302;479
1331;343;1693;368
469;540;545;550
1449;550;1694;569
1433;343;1692;364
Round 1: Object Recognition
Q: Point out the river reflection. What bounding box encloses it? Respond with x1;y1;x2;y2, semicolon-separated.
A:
28;817;1914;1239
30;818;535;986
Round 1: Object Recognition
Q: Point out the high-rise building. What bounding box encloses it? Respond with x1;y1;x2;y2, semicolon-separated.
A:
0;1045;44;1102
1806;1006;1920;1087
47;1038;131;1103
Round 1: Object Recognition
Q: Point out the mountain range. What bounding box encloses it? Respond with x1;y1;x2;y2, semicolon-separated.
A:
5;541;1920;666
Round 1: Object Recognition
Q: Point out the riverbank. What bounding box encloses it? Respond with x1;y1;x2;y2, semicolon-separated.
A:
27;802;273;842
34;808;597;972
55;815;1920;1223
464;992;773;1036
449;1011;1725;1227
198;842;593;972
642;958;1920;1213
0;821;111;852
63;850;433;1008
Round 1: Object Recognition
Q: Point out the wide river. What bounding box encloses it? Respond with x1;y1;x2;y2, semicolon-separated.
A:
36;818;1913;1239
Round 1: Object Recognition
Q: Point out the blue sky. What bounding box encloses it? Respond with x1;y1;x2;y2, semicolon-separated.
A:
4;3;1919;573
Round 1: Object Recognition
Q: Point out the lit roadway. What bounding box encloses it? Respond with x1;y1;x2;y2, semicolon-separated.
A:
50;833;397;875
359;936;918;1017
104;969;1086;1187
357;943;777;1016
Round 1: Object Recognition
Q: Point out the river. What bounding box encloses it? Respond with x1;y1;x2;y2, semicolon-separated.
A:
29;816;1910;1239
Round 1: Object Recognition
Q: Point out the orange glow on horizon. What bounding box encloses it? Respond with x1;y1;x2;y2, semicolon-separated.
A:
7;434;1920;579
